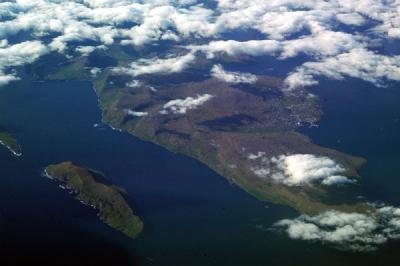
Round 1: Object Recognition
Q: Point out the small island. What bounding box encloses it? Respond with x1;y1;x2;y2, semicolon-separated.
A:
44;162;143;239
0;128;22;157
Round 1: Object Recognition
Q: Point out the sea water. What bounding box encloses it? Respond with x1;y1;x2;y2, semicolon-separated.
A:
0;77;399;265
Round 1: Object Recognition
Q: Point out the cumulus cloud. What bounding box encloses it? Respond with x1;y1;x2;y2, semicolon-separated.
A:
280;30;365;59
274;205;400;252
76;45;106;56
0;74;18;87
271;154;355;186
249;153;355;186
190;31;365;61
160;94;213;115
214;0;400;41
0;41;49;85
211;64;257;84
76;46;96;56
0;41;49;67
0;0;399;88
285;48;400;89
337;0;400;39
113;53;196;77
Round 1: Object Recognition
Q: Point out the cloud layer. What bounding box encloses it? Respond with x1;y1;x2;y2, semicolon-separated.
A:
0;0;399;87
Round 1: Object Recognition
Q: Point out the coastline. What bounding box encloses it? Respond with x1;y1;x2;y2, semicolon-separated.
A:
37;54;368;215
43;163;144;238
42;168;97;210
0;139;22;157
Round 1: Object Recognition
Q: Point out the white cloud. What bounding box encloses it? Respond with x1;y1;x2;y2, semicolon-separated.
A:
249;153;355;186
274;205;400;252
0;39;7;48
214;0;400;41
191;30;365;61
214;1;332;40
271;154;354;186
90;67;101;77
76;46;96;56
336;13;366;26
285;48;400;89
0;0;399;88
0;41;49;85
211;64;257;84
190;40;281;58
125;109;148;117
0;41;49;67
248;151;266;160
336;0;400;39
113;53;196;77
126;80;142;88
0;74;19;87
280;30;365;59
321;175;356;186
76;45;106;56
161;30;181;41
388;28;400;39
160;94;213;114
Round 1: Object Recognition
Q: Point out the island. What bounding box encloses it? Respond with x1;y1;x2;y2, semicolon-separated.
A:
44;161;143;239
30;47;369;215
0;127;22;157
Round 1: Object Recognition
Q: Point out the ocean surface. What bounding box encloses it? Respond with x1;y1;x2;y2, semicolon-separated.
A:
0;76;399;265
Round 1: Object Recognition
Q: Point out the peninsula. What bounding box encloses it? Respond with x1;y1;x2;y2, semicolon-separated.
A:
31;47;368;215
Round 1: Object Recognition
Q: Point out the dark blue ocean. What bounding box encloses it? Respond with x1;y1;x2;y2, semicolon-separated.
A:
0;76;399;265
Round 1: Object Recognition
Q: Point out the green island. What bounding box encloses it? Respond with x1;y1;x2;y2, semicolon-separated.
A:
45;161;143;238
0;127;22;157
30;47;370;215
